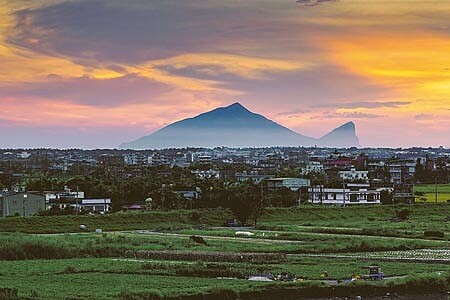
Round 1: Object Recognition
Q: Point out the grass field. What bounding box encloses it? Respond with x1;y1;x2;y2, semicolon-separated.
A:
0;208;232;233
415;184;450;203
1;204;450;234
2;205;450;299
1;257;450;299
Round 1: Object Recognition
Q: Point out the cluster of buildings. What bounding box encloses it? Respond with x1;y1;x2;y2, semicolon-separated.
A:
0;147;448;216
0;147;448;176
0;186;111;217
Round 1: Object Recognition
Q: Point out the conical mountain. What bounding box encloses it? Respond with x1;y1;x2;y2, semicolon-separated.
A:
120;102;360;149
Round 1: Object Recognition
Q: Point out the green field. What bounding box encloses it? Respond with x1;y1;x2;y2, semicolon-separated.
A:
415;184;450;203
1;257;449;299
2;205;450;299
2;204;450;234
0;209;232;233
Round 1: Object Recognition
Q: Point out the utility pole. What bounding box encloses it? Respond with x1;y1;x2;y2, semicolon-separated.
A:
435;177;438;204
342;178;346;207
76;185;79;216
255;181;264;226
161;184;166;210
22;194;27;217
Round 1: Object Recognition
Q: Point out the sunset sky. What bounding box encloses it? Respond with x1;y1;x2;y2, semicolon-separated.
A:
0;0;449;148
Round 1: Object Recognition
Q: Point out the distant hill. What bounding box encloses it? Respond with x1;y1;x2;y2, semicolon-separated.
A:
318;121;359;147
120;102;360;149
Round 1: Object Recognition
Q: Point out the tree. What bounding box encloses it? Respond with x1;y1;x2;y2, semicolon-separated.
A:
414;158;425;183
263;187;297;207
380;189;393;205
223;183;260;225
395;208;411;221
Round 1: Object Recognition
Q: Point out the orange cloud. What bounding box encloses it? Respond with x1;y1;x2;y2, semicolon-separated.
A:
320;32;450;118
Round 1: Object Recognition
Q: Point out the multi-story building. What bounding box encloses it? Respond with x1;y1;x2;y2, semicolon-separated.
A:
302;161;324;175
44;186;84;210
387;160;417;184
338;168;369;182
124;153;149;165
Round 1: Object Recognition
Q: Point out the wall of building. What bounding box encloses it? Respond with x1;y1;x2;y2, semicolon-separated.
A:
1;193;45;217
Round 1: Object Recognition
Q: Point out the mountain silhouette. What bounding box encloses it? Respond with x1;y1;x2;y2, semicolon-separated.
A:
120;102;360;149
319;121;360;147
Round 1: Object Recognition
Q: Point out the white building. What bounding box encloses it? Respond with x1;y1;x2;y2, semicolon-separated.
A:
17;151;31;159
80;199;111;213
124;153;148;165
148;155;170;166
44;186;84;210
191;169;221;180
338;168;369;182
302;161;324;175
308;184;387;205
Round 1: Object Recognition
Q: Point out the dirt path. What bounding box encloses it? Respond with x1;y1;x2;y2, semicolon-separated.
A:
126;230;305;245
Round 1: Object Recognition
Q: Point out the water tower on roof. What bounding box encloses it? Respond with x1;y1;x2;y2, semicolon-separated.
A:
145;197;153;210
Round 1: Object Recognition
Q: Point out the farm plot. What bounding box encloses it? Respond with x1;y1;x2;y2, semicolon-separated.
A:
415;184;450;203
297;249;450;263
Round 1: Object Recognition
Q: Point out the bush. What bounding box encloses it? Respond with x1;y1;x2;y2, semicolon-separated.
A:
29;290;39;299
190;211;201;222
189;235;207;245
0;288;19;300
395;209;411;221
63;266;76;274
424;230;445;238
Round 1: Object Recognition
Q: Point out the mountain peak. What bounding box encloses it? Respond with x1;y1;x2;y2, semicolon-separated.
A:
229;102;244;108
319;121;359;147
223;102;249;112
337;121;355;130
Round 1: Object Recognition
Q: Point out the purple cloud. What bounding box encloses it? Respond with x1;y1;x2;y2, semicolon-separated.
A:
0;73;170;107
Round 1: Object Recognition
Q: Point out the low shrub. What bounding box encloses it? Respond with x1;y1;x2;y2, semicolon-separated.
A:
0;288;19;300
63;266;76;274
395;209;411;221
424;230;445;238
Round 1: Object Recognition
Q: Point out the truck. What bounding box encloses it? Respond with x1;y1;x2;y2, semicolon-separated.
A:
362;266;383;280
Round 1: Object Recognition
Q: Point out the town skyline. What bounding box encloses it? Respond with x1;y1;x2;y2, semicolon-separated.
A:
1;1;449;148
